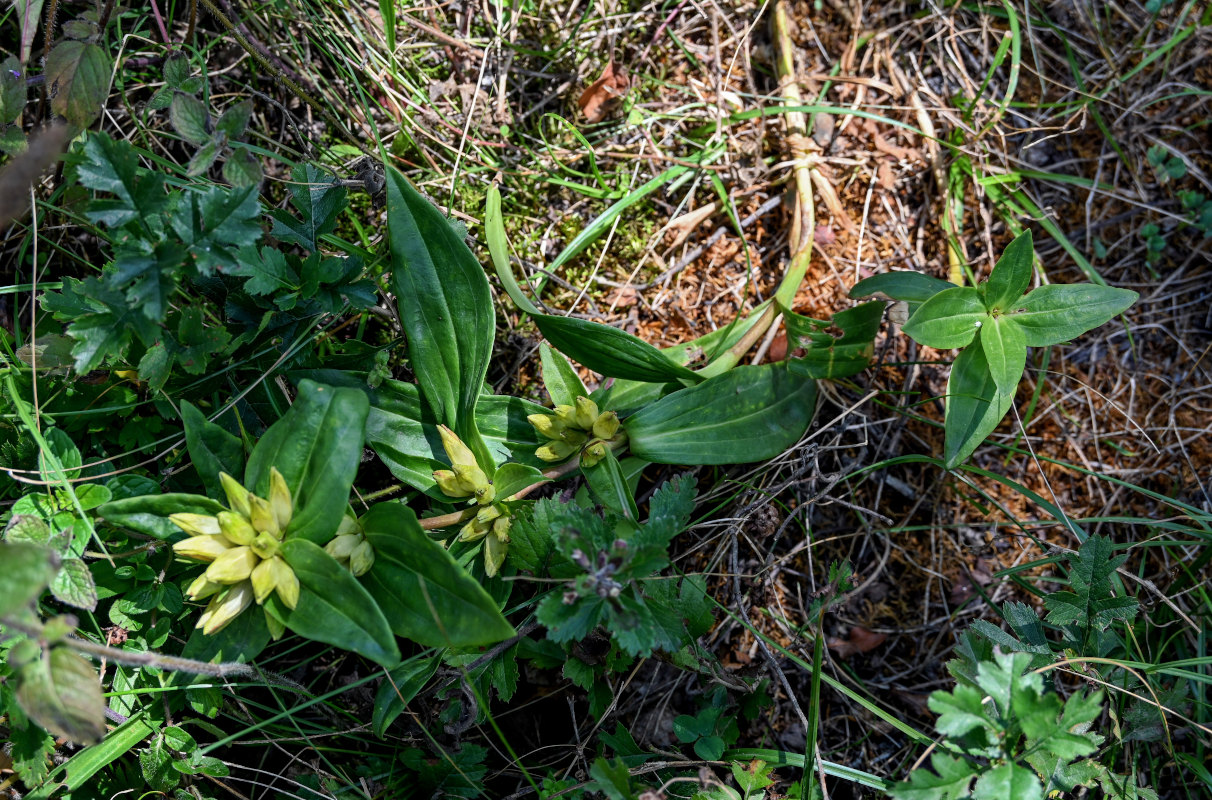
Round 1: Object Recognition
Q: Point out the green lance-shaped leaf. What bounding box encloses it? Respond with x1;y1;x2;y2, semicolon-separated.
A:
902;286;988;350
373;656;442;738
181;401;244;502
850;271;954;308
0;541;56;617
485;185;542;315
15;647;106;744
358;503;516;648
245;380;368;544
783;301;883;380
535;314;702;385
278;538;400;668
582;448;639;522
98;493;225;540
943;345;1015;469
1009;284;1138;347
625;363;817;465
979;316;1027;395
540;342;589;407
984;230;1035;311
45;40;110;128
385;166;494;469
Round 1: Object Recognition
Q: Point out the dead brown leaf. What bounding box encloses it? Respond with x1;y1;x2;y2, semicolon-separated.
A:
827;626;887;659
578;61;630;123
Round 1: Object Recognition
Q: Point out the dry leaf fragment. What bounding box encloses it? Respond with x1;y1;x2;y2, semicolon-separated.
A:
578;61;630;123
827;626;887;659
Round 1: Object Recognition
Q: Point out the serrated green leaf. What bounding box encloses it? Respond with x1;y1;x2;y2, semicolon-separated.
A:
1010;285;1138;347
221;147;261;188
890;754;977;800
162;53;190;88
928;684;995;738
214;99;252;139
358;503;516;648
77;132;167;226
0;541;56;616
45;40;109;127
975;651;1039;719
50;558;97;611
230;245;299;297
972;763;1044;800
984;230;1034;311
270;164;345;252
169;92;210;145
4;514;54;546
1042;535;1138;635
980;316;1027;395
170;185;261;275
8;708;55;786
944;344;1015;468
537;590;605;644
15;647;106;744
626;363;816;465
278;538;400;667
903;287;987;349
540;342;588;406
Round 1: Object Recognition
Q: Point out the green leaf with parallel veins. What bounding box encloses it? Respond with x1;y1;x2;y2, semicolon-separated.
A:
0;541;55;616
492;462;546;499
943;344;1015;469
984;230;1034;311
582;448;638;523
181;401;244;501
279;538;400;667
540;342;589;407
98;493;226;540
902;287;987;350
851;271;958;307
169;93;210;145
626;363;817;465
1010;285;1138;347
535;314;702;385
386;166;495;469
980;316;1027;395
45;40;109;127
358;503;516;648
15;647;106;744
372;656;441;738
246;380;368;545
784;301;882;379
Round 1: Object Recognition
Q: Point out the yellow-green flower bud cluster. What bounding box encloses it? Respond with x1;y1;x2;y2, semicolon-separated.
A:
431;425;510;578
171;468;300;637
528;396;621;467
323;515;375;577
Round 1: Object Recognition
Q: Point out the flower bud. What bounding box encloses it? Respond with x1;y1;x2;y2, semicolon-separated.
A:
574;396;600;430
174;534;233;562
453;463;490;493
476;504;502;525
268;467;292;531
336;515;361;536
484;533;507;578
325;533;361;562
187;574;223;601
536;440;577;462
458;517;490;543
438;425;477;468
206;546;259;584
434;469;473;498
492;515;511;541
197;581;254;634
580;441;607;468
553;404;578;428
251;557;279;604
474;483;496;506
248;495;279;538
219;472;251;518
592;411;620;440
217;511;257;546
527;413;565;440
272;557;300;609
349;541;375;577
559;429;588;447
251;531;280;560
170;513;222;537
265;610;286;640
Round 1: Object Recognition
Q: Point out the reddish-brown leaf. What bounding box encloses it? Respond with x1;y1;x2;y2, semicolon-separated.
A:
578;61;630;123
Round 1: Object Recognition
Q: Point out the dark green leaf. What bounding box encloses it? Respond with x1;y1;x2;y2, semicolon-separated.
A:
979;316;1027;395
76;133;166;226
181;401;244;501
178;606;270;669
1042;535;1138;634
943;345;1015;469
279;538;400;667
38;426;81;481
1;56;27;125
851;271;954;306
169;93;210;145
0;541;55;616
588;757;635;800
1010;285;1138;347
359;503;515;648
169;185;261;276
15;647;106;744
582;448;638;522
784;301;882;379
626;363;816;465
99;493;224;539
540;342;589;406
50;559;97;611
984;230;1034;311
45;40;109;127
889;753;977;800
214;100;252;139
485;185;542;315
246;380;368;545
972;763;1044;800
492;462;546;500
221;147;262;188
373;656;441;737
386;166;494;466
162;53;190;88
535;314;701;385
902;286;987;349
270;164;345;252
8;709;55;787
185;139;220;177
